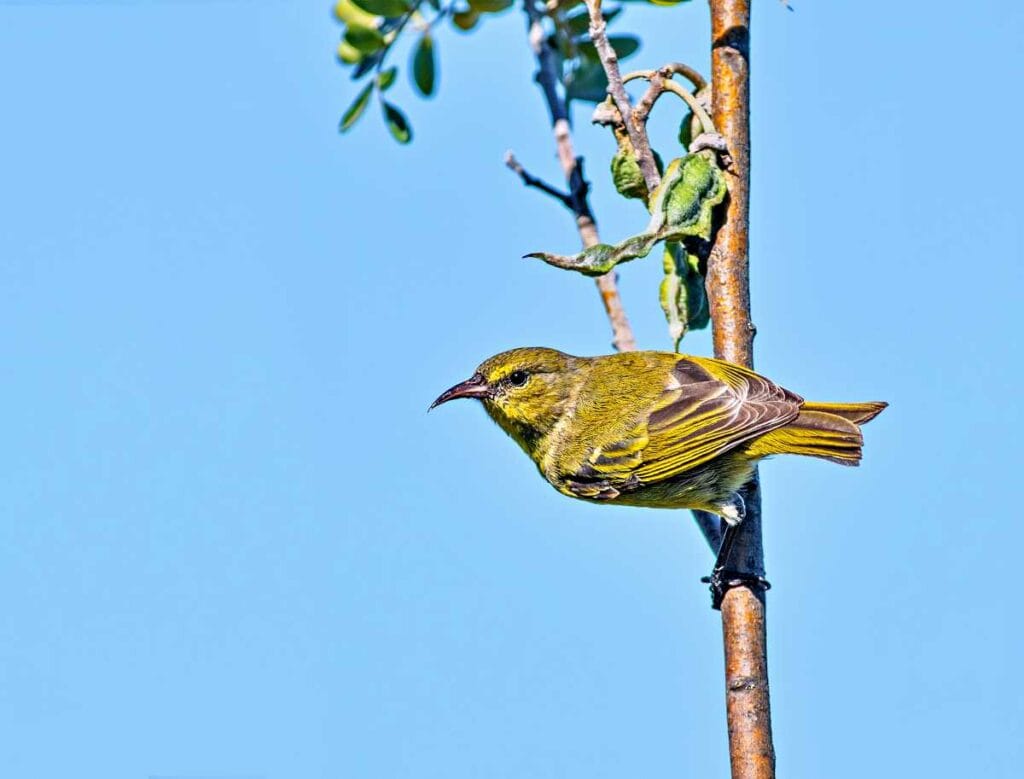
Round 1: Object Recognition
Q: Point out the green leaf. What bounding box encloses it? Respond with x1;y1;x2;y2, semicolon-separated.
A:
526;151;726;276
337;39;364;65
452;9;480;31
468;0;514;12
351;0;410;17
335;0;379;27
382;101;413;143
611;141;664;201
565;61;608;103
611;146;647;201
578;34;640;61
340;81;374;132
377;66;397;91
344;24;386;54
565;7;621;37
412;34;436;96
660;242;708;350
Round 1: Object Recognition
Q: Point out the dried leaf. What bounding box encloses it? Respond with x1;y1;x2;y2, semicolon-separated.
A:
660;242;709;350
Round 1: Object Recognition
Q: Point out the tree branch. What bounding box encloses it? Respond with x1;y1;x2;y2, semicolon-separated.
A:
504;151;575;210
707;1;776;776
522;0;636;352
584;0;660;191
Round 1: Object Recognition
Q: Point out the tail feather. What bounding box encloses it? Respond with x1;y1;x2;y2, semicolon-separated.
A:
801;401;888;425
745;400;887;466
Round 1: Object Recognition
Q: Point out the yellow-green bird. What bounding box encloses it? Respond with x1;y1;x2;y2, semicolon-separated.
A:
431;347;886;525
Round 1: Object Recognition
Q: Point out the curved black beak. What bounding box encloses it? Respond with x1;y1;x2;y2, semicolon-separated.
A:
429;373;491;410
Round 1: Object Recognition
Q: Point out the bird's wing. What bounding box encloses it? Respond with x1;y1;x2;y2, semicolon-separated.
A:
565;356;802;498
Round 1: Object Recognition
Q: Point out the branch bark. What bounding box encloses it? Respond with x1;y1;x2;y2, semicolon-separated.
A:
584;0;661;192
707;1;776;777
523;1;636;352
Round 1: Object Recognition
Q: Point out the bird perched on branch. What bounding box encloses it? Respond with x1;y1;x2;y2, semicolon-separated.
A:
431;347;886;595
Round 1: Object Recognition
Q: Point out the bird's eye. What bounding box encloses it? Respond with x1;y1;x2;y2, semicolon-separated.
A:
508;370;529;387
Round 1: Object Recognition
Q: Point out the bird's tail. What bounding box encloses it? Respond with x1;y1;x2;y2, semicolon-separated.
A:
745;401;887;466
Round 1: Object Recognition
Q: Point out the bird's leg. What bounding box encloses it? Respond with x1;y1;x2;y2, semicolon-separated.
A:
703;495;743;604
700;493;770;609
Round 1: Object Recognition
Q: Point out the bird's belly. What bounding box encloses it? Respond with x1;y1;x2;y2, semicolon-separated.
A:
593;452;758;512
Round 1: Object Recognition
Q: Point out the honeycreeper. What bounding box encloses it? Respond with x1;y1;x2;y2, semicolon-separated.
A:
431;348;886;590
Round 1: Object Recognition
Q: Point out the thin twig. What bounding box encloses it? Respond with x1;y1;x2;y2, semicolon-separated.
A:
584;0;660;191
505;151;575;210
624;67;716;135
522;0;636;352
660;79;716;135
632;71;665;124
665;61;707;90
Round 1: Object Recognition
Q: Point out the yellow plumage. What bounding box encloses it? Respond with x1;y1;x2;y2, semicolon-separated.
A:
431;347;886;522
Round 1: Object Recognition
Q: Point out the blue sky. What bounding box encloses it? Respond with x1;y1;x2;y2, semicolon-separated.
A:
1;1;1022;777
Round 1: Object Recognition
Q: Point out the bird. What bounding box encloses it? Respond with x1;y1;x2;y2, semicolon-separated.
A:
431;347;886;596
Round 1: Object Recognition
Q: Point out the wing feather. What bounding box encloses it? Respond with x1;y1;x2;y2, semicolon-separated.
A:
565;356;802;496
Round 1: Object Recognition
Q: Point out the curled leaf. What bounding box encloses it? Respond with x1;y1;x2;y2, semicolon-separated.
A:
528;150;726;275
660;242;709;350
660;152;726;237
610;133;665;201
340;81;374;132
382;100;412;143
526;233;660;277
611;146;647;200
413;34;436;96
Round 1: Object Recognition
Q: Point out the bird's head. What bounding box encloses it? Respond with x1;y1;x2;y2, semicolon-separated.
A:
430;347;581;453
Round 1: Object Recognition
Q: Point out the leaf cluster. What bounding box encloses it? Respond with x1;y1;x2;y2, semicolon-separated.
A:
335;0;516;143
335;0;687;143
335;0;712;348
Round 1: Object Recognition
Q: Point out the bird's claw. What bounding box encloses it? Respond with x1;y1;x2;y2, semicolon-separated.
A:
701;567;771;610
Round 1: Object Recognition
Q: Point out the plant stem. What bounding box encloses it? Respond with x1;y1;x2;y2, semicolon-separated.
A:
523;1;636;352
584;0;660;191
707;1;776;777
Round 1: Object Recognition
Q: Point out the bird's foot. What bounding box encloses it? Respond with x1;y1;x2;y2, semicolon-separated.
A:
700;567;771;611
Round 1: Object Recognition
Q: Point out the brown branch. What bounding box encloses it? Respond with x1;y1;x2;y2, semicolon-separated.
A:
632;70;666;125
522;0;636;352
707;1;776;778
584;0;660;191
